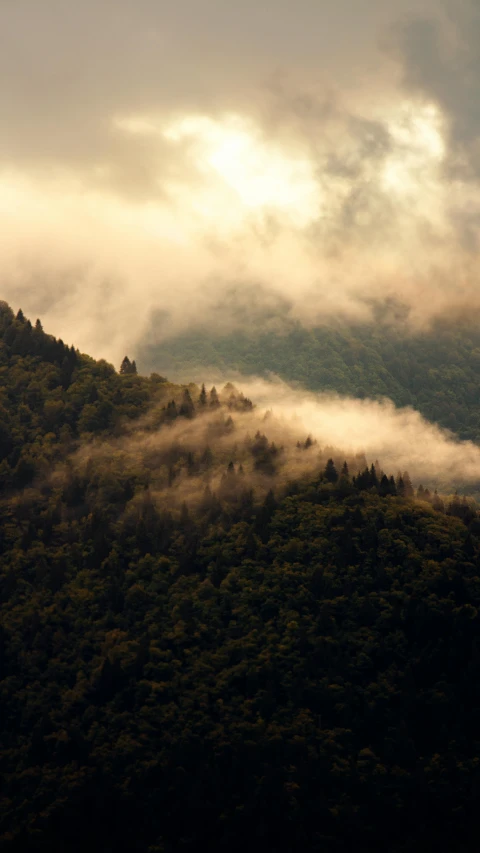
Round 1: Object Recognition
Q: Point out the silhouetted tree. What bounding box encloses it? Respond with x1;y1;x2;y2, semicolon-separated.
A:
179;389;195;419
120;356;132;375
324;459;338;483
198;383;208;407
209;387;220;408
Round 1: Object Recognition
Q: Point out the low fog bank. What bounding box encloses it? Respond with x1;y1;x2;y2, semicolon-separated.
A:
240;378;480;489
55;378;480;518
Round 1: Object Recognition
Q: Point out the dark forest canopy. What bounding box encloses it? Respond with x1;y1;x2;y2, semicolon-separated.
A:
139;318;480;442
1;304;480;852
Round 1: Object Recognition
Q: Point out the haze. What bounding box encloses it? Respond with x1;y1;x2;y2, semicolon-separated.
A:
1;0;480;361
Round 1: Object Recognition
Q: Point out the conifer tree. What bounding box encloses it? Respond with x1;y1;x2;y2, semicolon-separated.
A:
165;400;178;422
324;458;338;483
209;386;220;408
179;389;195;419
198;383;207;407
432;489;445;512
402;471;414;498
379;474;390;496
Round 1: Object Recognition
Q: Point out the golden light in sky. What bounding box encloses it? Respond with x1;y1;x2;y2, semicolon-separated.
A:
114;102;448;233
381;103;445;201
1;0;479;362
0;94;468;362
163;114;320;226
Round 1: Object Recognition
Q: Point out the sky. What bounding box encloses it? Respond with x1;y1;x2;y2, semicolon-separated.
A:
1;0;479;362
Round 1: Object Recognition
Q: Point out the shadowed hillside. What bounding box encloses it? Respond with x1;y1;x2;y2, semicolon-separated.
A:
1;307;480;851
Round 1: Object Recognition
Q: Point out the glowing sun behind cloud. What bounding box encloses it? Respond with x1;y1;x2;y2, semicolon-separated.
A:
114;102;448;236
114;111;322;229
162;114;320;227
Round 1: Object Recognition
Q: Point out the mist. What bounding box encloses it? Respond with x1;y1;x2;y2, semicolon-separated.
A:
240;378;480;488
55;378;480;521
2;0;480;362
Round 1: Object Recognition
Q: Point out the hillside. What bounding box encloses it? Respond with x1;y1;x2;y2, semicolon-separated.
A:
139;319;480;442
1;306;480;852
0;302;176;493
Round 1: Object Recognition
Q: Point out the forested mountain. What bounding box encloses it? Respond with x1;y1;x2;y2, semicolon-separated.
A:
139;319;480;442
0;302;173;493
2;304;480;852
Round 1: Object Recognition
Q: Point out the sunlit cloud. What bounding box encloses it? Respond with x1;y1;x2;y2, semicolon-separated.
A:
164;113;320;225
381;102;445;199
2;0;480;364
0;95;471;363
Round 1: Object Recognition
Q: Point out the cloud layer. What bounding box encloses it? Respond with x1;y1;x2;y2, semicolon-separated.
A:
241;378;480;488
2;0;480;362
63;378;480;512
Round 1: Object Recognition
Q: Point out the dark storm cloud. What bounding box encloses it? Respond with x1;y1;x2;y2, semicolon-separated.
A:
391;0;480;179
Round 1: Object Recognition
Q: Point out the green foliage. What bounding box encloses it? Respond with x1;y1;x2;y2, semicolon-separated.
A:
120;355;138;375
0;305;172;492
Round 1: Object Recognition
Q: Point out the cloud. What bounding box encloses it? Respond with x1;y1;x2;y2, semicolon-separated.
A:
2;0;480;362
389;0;480;245
390;1;480;163
61;379;480;517
239;378;480;488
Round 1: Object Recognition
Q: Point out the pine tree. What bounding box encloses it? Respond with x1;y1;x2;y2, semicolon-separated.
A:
165;400;178;422
179;389;195;419
432;489;445;512
402;471;414;498
119;356;137;375
198;383;207;407
209;386;220;408
324;459;338;484
379;474;390;496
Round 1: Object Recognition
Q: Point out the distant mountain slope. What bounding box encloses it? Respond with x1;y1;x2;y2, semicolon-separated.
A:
139;320;480;441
